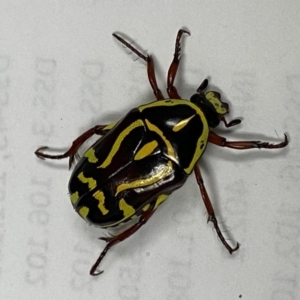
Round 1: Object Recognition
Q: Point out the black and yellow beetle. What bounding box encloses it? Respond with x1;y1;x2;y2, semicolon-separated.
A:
35;29;288;276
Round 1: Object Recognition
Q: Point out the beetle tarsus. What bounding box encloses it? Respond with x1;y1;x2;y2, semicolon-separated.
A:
167;29;190;99
113;33;165;100
210;214;240;254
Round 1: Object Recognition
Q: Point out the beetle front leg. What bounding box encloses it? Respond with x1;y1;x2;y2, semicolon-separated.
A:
90;204;156;276
113;33;165;100
35;125;107;168
194;165;239;254
167;29;190;99
208;131;288;150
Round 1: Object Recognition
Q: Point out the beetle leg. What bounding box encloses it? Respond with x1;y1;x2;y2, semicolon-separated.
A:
167;29;190;99
208;131;288;150
147;55;165;100
35;125;107;169
90;204;156;276
194;165;239;254
113;33;165;100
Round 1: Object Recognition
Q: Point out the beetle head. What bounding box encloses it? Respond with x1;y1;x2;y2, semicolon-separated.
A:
190;79;241;128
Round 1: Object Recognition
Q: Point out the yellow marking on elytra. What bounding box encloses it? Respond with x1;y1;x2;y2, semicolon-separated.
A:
103;122;117;131
142;204;150;211
119;198;136;218
172;115;195;132
70;192;79;204
138;99;188;111
93;190;109;215
99;119;144;168
206;92;227;114
116;161;173;196
134;140;158;160
154;194;169;209
139;99;207;123
184;138;208;174
78;172;97;190
84;148;98;163
93;191;109;215
78;206;89;219
145;119;178;163
139;99;209;174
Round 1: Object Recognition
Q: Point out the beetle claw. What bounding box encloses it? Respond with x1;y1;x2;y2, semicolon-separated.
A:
229;242;240;254
90;269;104;276
35;147;49;159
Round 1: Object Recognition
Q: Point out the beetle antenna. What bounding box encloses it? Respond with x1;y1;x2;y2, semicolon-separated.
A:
196;78;209;94
220;116;241;128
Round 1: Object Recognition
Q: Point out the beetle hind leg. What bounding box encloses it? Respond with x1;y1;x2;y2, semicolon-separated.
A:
113;33;164;100
194;165;239;254
167;29;190;99
90;204;156;276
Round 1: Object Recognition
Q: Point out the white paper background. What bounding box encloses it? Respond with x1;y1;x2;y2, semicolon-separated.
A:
0;1;299;299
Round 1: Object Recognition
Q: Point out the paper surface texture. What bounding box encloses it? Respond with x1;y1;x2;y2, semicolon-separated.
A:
0;1;299;299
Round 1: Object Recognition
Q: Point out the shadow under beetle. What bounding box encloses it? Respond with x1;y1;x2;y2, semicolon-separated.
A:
35;29;288;276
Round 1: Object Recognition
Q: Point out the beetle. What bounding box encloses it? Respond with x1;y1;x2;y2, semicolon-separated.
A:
35;29;288;276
